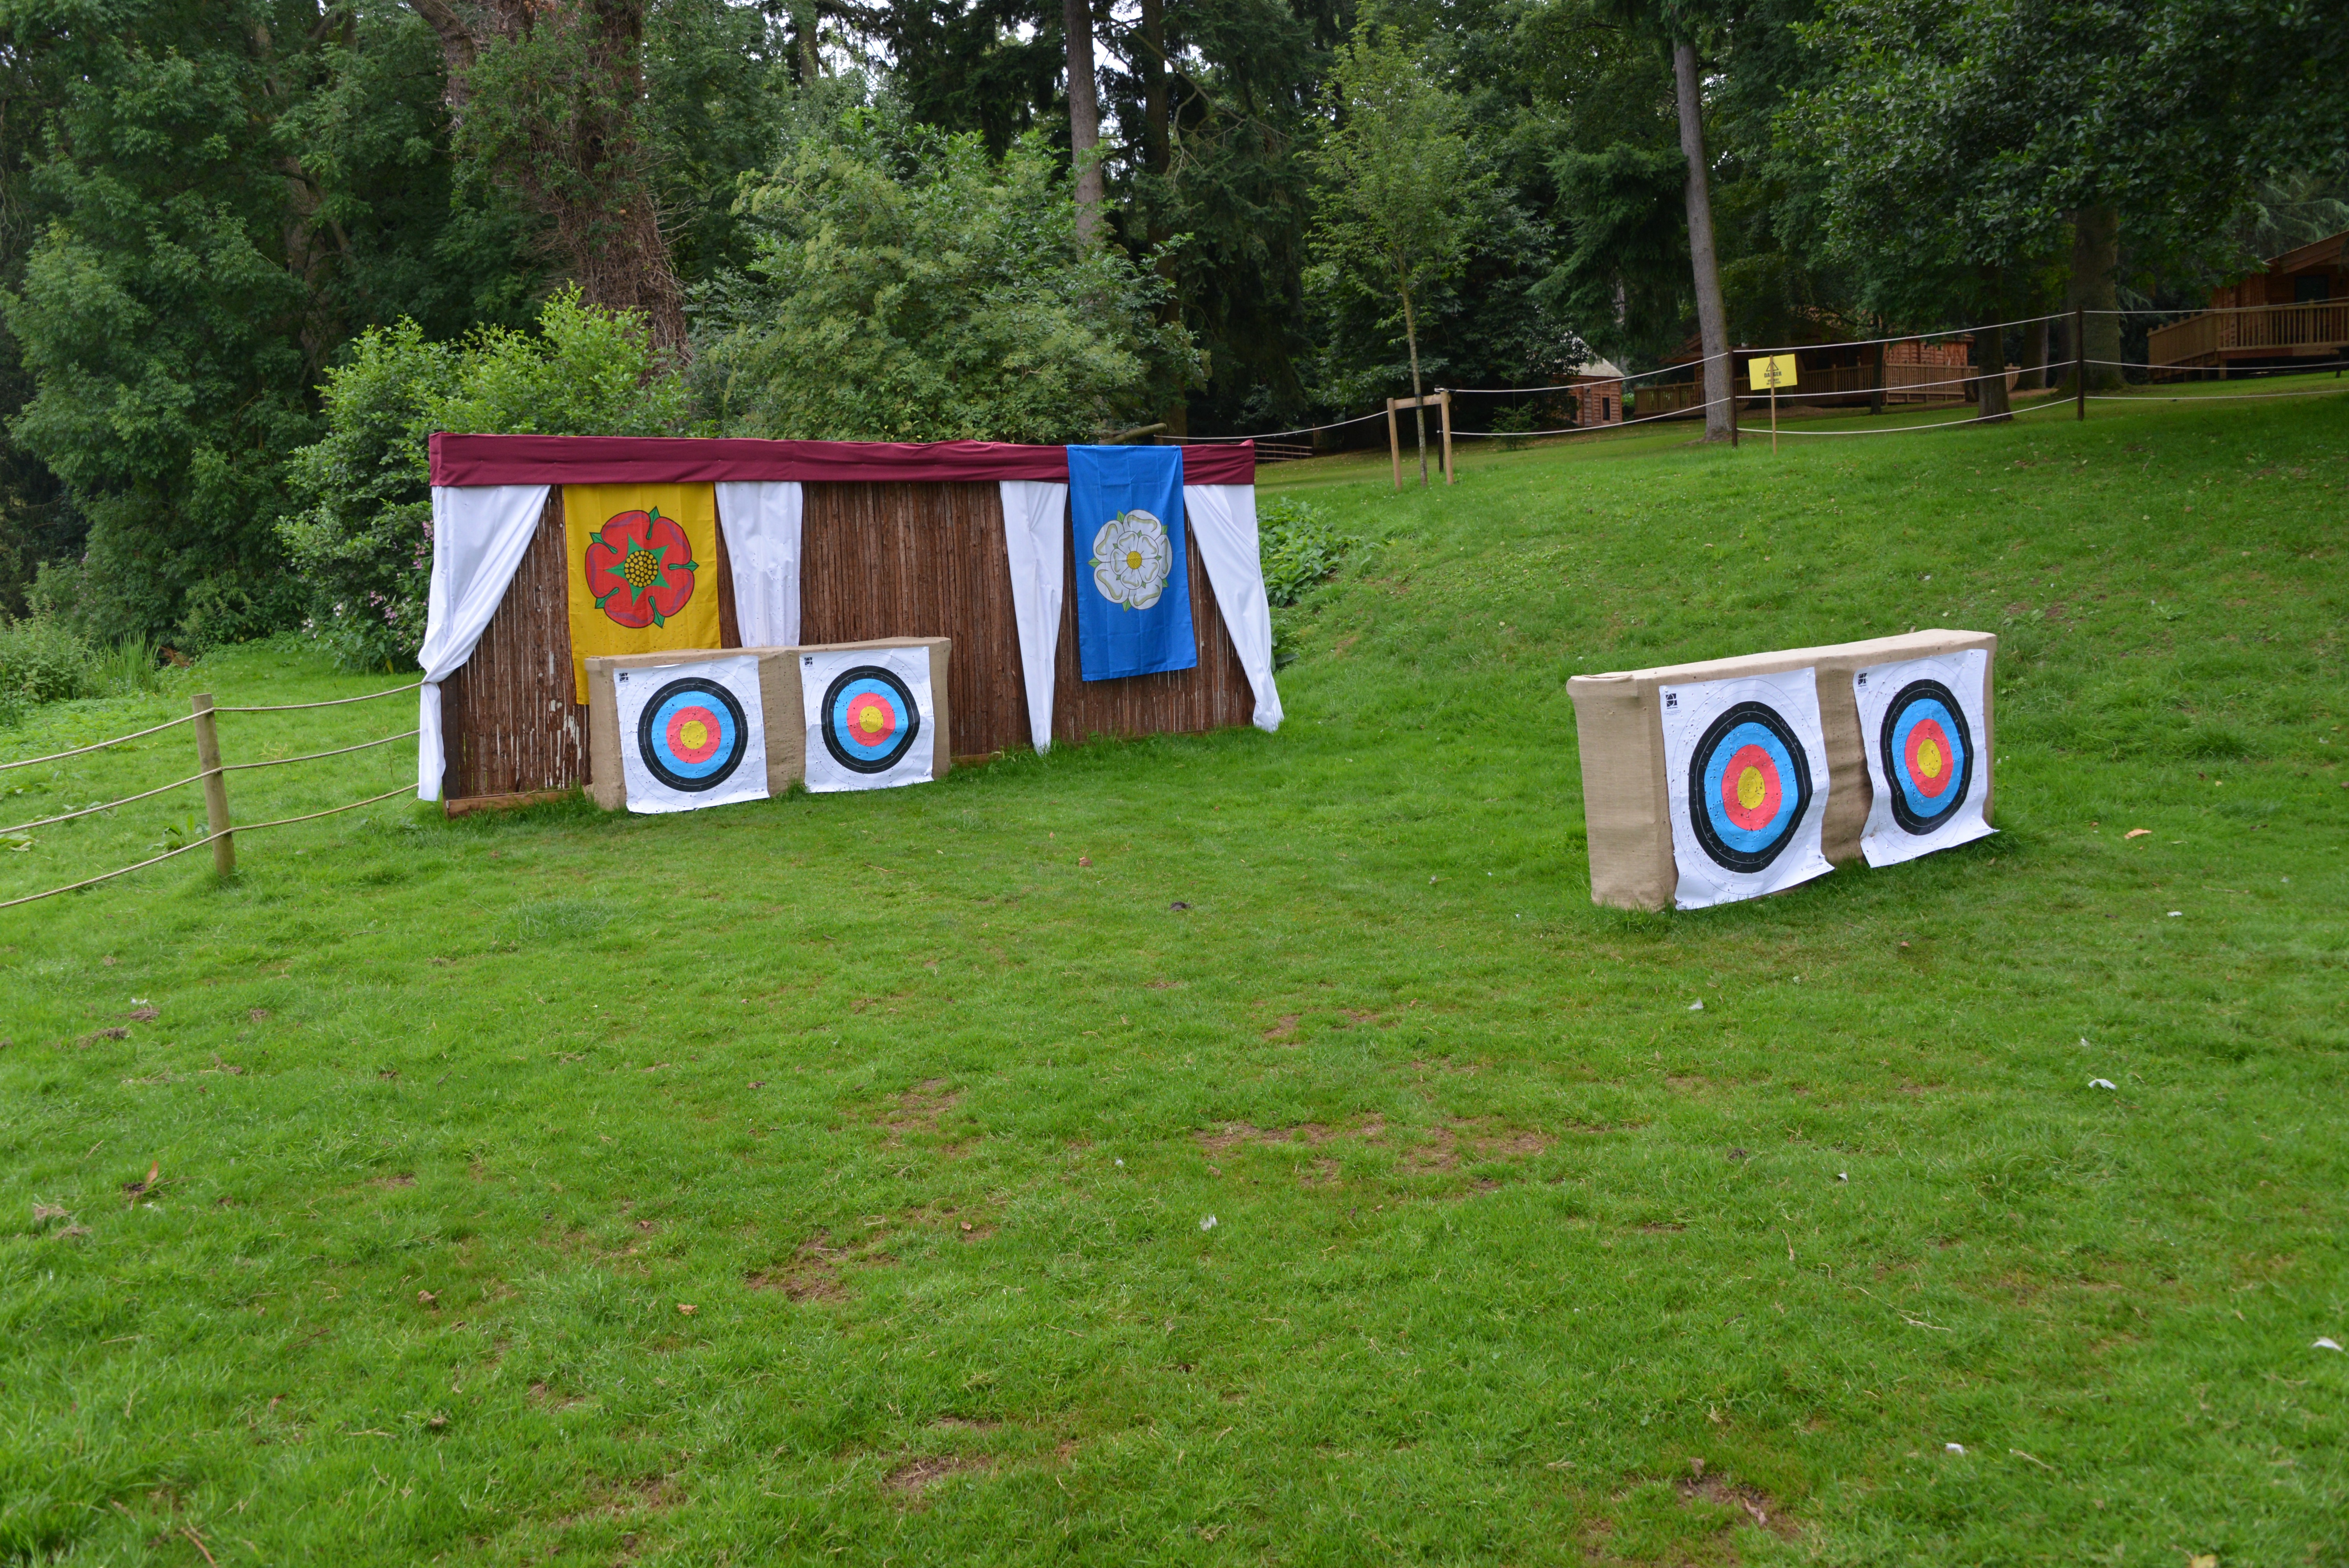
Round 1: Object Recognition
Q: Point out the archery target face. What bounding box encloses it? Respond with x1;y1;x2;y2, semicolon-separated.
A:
800;647;936;793
1854;649;1993;866
1658;668;1834;909
613;654;770;814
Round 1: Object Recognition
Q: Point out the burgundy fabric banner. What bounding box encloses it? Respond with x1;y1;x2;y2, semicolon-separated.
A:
429;433;1256;488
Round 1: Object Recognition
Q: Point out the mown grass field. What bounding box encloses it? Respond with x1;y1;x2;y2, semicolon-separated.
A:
4;381;2345;1566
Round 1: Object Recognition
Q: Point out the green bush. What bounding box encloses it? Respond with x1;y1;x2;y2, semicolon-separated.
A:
279;289;690;672
0;614;96;711
691;109;1198;442
1257;495;1358;608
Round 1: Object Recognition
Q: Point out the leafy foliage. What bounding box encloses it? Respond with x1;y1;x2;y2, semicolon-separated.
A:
279;290;689;672
690;106;1199;442
0;0;539;651
1255;493;1356;608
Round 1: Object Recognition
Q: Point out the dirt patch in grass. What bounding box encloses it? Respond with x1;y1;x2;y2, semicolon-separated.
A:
558;1474;679;1525
1679;1469;1793;1537
1402;1119;1552;1174
880;1079;963;1147
886;1454;993;1504
1194;1117;1381;1153
747;1230;854;1301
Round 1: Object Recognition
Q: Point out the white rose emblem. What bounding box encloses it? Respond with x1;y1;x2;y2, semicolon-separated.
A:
1089;509;1174;610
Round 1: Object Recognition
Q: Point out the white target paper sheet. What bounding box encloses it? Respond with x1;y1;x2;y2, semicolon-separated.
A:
614;654;770;814
800;647;936;794
1658;668;1834;910
1852;648;1993;867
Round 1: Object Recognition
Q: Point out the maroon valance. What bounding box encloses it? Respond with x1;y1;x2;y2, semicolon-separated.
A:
428;433;1256;488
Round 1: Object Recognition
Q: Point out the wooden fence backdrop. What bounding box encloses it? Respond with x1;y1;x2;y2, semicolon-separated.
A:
438;484;1253;805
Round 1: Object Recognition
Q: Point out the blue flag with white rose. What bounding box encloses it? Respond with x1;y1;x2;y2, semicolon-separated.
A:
1066;444;1196;681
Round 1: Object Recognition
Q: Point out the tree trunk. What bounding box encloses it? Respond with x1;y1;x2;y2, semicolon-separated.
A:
1403;278;1428;489
1138;0;1169;180
1975;269;2012;420
1672;40;1731;443
1139;0;1183;434
2067;206;2123;391
1869;330;1885;416
1064;0;1103;242
790;0;820;80
1975;334;2011;419
2018;312;2048;392
411;0;688;360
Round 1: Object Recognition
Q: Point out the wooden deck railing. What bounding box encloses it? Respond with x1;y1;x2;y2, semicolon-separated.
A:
2149;300;2349;366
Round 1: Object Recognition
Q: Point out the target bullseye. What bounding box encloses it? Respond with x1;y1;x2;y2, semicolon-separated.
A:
1688;700;1814;873
637;676;750;793
822;665;921;775
1880;679;1973;834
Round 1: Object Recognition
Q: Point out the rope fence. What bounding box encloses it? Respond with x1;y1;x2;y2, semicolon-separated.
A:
0;682;421;910
1205;301;2345;456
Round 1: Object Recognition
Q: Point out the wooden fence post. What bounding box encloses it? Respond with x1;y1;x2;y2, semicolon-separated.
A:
2074;304;2087;421
1385;399;1402;492
191;693;234;875
1727;360;1739;448
1438;390;1455;485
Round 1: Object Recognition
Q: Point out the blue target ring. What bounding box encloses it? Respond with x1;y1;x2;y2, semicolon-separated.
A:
1880;679;1972;834
821;666;920;775
636;676;749;793
1687;701;1813;873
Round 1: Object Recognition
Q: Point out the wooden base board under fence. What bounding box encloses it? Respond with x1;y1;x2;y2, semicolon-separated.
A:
444;788;576;819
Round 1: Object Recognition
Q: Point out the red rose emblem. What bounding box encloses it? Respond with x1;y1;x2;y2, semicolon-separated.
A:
584;507;698;629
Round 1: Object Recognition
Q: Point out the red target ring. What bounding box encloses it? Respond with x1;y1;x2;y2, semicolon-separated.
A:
843;691;898;750
664;704;725;765
1716;742;1784;832
1902;717;1957;799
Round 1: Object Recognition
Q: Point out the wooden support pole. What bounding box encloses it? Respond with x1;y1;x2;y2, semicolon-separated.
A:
1770;381;1778;453
1386;399;1402;492
2074;304;2087;421
191;693;233;876
1438;390;1455;485
1727;370;1739;447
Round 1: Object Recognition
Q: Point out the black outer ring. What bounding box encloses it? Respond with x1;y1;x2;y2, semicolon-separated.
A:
1879;678;1974;835
820;665;921;775
1686;700;1814;873
634;676;750;793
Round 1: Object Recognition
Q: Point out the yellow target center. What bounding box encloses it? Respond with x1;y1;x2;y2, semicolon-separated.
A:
679;719;708;752
1125;549;1144;571
857;706;887;736
1737;766;1767;811
1918;739;1943;779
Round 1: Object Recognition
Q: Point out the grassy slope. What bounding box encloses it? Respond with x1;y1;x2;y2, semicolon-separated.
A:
3;384;2345;1566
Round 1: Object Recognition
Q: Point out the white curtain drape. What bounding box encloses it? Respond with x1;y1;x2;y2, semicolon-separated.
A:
713;481;802;649
998;480;1068;752
415;483;552;799
1183;484;1283;732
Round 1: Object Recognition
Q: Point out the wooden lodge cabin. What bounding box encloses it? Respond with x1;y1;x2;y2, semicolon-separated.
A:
2149;230;2349;376
1634;331;1977;417
1565;360;1628;427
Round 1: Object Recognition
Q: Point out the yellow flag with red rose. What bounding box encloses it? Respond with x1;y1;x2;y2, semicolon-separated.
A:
563;483;723;703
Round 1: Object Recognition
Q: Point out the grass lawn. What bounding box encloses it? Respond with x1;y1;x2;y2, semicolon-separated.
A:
4;380;2346;1565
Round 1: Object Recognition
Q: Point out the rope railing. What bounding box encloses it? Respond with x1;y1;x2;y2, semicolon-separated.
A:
213;681;421;714
0;768;208;838
1;682;424;911
1205;297;2341;451
219;729;419;773
0;784;413;911
0;711;198;773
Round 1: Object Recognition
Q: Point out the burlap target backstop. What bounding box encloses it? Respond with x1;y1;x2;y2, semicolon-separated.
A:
1567;629;1998;911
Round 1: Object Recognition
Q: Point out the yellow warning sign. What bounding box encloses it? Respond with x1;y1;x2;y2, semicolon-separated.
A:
1747;354;1799;392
